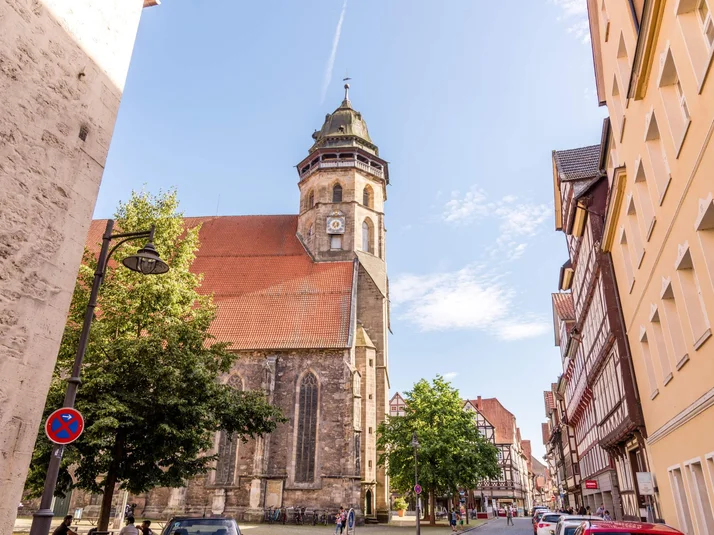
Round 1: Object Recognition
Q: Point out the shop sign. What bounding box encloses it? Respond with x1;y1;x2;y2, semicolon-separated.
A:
585;479;598;489
636;472;655;496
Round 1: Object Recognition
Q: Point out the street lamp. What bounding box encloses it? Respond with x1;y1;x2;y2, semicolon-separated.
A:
412;432;420;535
29;219;169;535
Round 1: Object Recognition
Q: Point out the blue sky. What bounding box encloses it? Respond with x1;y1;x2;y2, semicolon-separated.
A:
95;0;606;459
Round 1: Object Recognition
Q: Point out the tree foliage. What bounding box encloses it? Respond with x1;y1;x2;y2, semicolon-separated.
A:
25;190;285;527
377;376;500;523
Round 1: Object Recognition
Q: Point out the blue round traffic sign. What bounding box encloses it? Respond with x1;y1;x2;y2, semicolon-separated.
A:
45;408;84;445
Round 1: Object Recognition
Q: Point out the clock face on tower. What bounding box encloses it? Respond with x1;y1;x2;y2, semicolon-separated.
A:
326;216;345;234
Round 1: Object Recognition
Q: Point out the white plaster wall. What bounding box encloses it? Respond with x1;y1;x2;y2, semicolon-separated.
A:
0;1;144;532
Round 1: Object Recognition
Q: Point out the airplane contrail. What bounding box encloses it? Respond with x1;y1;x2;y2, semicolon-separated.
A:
320;0;348;104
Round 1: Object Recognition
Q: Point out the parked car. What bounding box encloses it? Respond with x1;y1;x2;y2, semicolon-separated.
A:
161;517;242;535
555;516;603;535
573;520;684;534
537;512;564;535
533;510;552;534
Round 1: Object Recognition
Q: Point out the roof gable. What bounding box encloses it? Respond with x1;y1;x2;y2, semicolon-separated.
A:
553;145;601;182
86;215;356;350
478;398;516;444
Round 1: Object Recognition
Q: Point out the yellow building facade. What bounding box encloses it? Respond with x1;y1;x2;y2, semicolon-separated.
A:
587;0;714;532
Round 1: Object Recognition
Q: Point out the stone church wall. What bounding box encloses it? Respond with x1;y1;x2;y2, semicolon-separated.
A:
0;1;144;532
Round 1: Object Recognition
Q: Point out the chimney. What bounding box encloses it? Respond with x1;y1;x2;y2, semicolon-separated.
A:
477;396;482;410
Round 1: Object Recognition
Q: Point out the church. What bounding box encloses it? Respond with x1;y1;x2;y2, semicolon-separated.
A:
74;86;392;522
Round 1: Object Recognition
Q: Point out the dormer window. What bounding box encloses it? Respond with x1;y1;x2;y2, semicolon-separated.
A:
332;184;343;203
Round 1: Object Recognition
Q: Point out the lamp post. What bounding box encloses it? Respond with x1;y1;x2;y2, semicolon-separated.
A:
30;219;169;535
411;432;420;535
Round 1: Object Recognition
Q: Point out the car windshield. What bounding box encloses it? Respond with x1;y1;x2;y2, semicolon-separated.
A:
165;519;239;535
564;528;579;535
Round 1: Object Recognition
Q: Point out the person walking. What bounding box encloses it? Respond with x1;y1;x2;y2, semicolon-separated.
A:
340;508;347;535
596;503;605;517
578;505;587;515
449;509;458;532
139;520;154;535
506;505;514;526
335;507;344;535
603;510;612;521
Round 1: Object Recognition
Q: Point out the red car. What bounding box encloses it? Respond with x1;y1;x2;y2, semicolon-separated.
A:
574;520;684;534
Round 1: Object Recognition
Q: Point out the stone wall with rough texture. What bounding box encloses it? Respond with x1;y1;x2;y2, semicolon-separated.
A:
0;1;143;532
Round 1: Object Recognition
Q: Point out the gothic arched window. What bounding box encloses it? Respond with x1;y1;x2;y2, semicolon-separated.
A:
332;184;343;203
363;185;373;208
308;191;315;209
362;219;374;254
215;375;243;485
295;373;318;482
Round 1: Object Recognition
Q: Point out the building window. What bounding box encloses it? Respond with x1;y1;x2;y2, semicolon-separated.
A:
675;0;714;88
661;278;689;368
633;158;656;240
362;218;374;254
330;234;342;250
215;375;243;485
295;373;318;483
611;75;625;138
638;327;659;398
307;225;313;239
355;434;361;474
308;191;315;209
669;466;695;533
332;184;343;203
617;32;630;88
625;194;645;267
650;306;674;383
695;194;714;287
644;112;671;204
619;227;635;291
675;244;711;347
658;47;691;156
685;459;714;532
363;185;373;208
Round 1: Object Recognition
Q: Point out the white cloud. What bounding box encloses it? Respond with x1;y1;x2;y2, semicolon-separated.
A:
442;188;550;260
320;0;348;104
550;0;591;43
391;264;549;340
442;372;459;380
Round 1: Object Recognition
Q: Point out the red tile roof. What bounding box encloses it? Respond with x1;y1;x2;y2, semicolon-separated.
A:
86;216;355;350
544;391;556;413
552;292;575;321
521;440;532;471
478;398;516;444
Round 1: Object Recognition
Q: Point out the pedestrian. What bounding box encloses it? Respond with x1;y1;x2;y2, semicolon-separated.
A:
340;507;347;535
449;509;458;532
586;505;592;516
119;517;139;535
52;515;77;535
335;507;344;535
139;520;154;535
578;505;587;515
596;503;605;517
603;510;612;521
506;505;513;526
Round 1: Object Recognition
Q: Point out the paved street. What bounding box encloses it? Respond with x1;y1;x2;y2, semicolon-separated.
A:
466;518;530;535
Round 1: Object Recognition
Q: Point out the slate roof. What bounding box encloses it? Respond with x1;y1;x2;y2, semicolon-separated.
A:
553;145;602;181
85;215;355;350
552;292;575;321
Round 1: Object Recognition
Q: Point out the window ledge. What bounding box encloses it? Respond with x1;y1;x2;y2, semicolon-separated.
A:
663;372;674;386
694;328;712;351
674;118;692;158
650;389;660;400
676;353;690;370
629;277;636;293
658;176;672;206
637;248;646;269
645;216;657;241
696;44;714;94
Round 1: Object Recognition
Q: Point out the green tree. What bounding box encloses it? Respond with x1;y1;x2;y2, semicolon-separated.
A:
377;376;500;525
25;190;284;530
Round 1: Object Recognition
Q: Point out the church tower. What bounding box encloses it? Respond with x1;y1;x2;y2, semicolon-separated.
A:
296;84;389;264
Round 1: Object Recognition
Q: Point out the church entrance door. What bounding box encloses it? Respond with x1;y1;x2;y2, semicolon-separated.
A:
365;490;373;516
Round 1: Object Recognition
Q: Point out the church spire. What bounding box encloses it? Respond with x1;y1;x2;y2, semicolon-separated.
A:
342;83;352;109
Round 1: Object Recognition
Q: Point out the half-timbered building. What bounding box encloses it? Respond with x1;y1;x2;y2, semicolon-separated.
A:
551;141;650;520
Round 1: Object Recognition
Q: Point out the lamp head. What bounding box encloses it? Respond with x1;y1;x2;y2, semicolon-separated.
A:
122;242;169;275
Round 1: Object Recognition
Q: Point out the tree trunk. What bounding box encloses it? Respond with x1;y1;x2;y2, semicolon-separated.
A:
98;435;124;531
429;490;436;526
98;465;118;531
